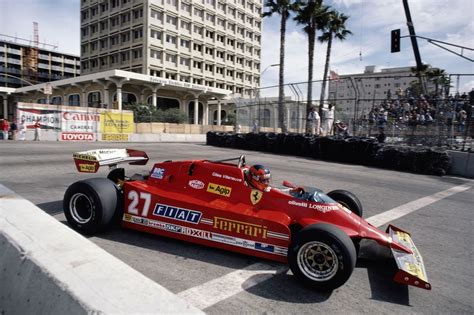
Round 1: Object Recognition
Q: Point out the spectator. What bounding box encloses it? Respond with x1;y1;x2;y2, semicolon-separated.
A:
377;127;386;143
251;119;259;134
322;104;334;136
307;106;320;135
334;120;348;136
1;119;10;140
458;110;467;133
34;118;41;141
10;119;18;140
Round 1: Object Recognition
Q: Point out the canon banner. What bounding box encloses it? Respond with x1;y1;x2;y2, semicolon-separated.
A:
16;103;134;139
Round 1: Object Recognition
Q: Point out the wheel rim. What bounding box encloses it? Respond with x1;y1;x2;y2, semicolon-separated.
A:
297;241;339;281
70;193;94;224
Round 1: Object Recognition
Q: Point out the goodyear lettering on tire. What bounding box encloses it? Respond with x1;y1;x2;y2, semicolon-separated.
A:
207;183;232;197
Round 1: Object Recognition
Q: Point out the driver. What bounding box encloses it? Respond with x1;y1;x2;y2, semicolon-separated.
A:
245;164;271;191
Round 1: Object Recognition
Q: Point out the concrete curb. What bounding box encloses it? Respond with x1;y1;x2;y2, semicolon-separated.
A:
447;150;474;178
0;184;203;314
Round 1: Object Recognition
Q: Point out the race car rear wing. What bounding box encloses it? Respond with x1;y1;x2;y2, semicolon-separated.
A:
387;225;431;290
73;149;149;173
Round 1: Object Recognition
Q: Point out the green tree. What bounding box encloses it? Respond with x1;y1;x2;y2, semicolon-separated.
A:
263;0;301;133
425;68;448;97
318;10;352;113
294;0;330;120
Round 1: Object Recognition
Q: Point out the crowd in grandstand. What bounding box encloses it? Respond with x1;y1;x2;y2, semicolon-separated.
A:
364;90;473;134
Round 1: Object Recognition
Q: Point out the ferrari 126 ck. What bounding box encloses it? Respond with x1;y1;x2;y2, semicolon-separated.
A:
63;148;430;291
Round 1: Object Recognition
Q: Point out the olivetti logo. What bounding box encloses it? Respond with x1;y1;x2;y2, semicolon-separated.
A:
207;183;232;197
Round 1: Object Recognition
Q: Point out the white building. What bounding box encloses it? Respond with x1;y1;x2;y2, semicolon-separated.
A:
328;66;436;119
80;0;262;99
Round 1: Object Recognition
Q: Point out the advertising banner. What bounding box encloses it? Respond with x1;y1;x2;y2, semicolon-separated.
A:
61;111;100;133
16;103;134;141
16;108;61;130
100;112;134;134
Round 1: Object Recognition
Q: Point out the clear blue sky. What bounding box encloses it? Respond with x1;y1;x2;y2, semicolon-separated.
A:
1;0;473;93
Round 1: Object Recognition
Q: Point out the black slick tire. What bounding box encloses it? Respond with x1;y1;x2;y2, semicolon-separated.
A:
327;189;363;217
288;223;357;291
63;178;119;234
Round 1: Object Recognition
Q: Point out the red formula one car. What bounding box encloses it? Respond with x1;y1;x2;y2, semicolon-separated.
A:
63;149;430;291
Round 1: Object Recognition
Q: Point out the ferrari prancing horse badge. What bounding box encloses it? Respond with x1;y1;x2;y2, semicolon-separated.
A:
250;189;263;205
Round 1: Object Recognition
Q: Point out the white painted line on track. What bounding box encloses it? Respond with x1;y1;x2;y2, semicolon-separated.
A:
178;183;471;310
366;184;471;227
177;262;288;310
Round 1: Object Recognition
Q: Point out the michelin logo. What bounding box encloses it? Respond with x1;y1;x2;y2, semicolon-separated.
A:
153;203;202;224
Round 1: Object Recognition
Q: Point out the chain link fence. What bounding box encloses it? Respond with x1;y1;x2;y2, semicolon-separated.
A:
233;73;473;150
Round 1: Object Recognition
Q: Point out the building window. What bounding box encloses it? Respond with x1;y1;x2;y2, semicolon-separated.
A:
151;49;162;60
166;15;177;27
206;13;215;23
180;20;190;31
68;94;80;106
194;25;203;36
180;57;190;66
121;51;130;62
87;91;102;107
181;3;191;13
133;28;143;39
151;29;162;40
133;8;143;19
205;30;214;39
166;34;177;44
151;9;163;21
51;96;62;105
133;48;142;59
194;8;203;19
193;43;202;52
166;53;177;64
180;38;190;48
217;2;225;12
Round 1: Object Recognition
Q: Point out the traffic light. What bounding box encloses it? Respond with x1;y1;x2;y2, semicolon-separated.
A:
391;29;401;53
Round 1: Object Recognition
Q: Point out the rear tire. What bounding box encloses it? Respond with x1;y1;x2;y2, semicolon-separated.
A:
63;178;119;234
288;223;357;291
327;189;363;217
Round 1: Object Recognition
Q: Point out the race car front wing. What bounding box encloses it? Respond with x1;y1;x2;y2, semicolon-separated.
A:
388;225;431;290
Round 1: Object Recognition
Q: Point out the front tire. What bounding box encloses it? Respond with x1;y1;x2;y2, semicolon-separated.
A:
63;178;119;234
288;223;357;291
327;189;363;217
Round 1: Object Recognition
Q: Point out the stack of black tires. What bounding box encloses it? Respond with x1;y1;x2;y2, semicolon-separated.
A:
206;132;451;176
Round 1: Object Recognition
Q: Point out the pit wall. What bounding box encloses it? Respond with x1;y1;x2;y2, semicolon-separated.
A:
0;185;202;314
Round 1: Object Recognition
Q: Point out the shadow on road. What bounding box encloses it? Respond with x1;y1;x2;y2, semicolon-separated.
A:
37;200;412;306
358;240;411;306
36;200;64;215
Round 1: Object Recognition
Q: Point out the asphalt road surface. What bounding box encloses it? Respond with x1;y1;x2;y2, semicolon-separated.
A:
1;141;473;314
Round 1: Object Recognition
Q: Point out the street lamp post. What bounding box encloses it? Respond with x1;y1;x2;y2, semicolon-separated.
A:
1;73;35;86
256;64;279;130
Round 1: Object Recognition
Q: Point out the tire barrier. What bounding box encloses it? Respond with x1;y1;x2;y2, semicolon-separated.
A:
206;132;451;176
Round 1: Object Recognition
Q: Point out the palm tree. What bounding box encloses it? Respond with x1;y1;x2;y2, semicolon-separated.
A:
263;0;301;133
294;0;330;120
425;68;447;96
318;10;352;113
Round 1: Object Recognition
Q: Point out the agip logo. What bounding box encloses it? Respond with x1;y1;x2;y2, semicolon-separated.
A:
207;183;232;197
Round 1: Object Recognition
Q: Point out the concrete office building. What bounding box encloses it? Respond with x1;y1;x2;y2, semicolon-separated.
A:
80;0;262;99
0;38;80;88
